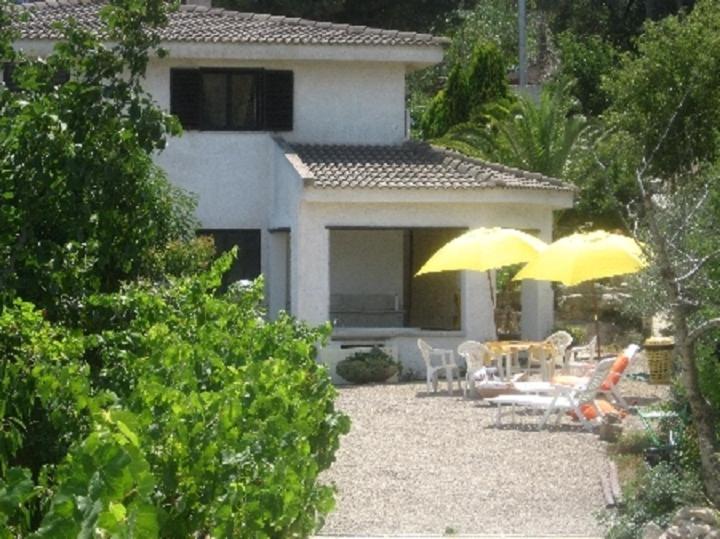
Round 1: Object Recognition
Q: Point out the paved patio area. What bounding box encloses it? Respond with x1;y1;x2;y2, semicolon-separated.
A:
318;367;668;537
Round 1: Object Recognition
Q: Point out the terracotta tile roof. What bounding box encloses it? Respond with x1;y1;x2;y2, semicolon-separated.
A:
286;141;575;191
15;1;449;47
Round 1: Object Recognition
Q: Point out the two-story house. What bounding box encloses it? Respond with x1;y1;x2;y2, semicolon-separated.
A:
13;0;575;375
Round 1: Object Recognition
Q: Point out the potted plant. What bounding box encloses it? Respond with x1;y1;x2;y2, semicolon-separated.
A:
335;347;403;384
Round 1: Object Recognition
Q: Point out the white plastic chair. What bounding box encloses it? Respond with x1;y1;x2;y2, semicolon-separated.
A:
545;330;573;367
417;338;461;395
457;340;497;398
526;343;554;381
526;331;572;378
565;335;599;374
486;356;617;431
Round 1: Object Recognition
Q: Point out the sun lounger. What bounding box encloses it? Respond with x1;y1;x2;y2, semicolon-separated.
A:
485;356;617;431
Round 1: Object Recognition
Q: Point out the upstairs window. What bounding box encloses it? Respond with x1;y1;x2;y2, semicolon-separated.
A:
170;68;293;132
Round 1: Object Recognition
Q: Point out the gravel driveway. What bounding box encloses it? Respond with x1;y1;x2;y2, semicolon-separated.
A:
319;375;668;537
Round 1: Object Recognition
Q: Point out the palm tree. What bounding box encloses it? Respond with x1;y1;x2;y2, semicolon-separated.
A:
437;84;593;179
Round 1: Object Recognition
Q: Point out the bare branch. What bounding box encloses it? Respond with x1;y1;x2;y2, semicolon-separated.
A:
676;251;720;283
634;90;690;190
669;183;710;244
688;318;720;346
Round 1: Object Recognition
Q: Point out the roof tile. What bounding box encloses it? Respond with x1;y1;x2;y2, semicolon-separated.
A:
15;0;449;47
286;141;575;192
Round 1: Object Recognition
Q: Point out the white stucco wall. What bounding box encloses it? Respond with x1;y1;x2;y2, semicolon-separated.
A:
156;132;273;228
145;58;406;145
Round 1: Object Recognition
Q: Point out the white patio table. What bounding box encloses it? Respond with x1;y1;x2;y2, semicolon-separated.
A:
484;340;556;381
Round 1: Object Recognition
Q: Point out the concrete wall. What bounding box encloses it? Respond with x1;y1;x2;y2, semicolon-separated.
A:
145;58;406;144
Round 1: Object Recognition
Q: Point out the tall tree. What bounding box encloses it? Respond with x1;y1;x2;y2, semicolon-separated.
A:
215;0;461;31
604;0;720;179
595;0;720;503
419;40;508;139
437;84;592;179
0;0;195;317
541;0;696;51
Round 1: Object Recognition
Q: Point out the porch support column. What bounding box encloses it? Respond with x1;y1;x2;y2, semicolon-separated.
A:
521;224;554;340
290;210;330;325
464;271;497;341
266;230;289;319
521;281;553;340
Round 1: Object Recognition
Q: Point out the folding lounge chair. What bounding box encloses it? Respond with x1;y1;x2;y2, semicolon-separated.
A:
512;344;641;410
417;338;461;395
485;356;617;431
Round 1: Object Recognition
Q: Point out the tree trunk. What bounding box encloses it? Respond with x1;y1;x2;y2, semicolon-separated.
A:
642;192;720;506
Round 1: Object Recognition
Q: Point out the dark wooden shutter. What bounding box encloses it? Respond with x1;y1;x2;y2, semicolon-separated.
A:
263;70;293;131
170;69;202;130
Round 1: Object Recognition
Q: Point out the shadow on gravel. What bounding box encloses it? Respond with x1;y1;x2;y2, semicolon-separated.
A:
414;390;464;399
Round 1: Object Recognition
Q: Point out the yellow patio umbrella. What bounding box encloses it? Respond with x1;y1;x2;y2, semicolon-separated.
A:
416;227;547;276
513;230;647;358
416;227;547;336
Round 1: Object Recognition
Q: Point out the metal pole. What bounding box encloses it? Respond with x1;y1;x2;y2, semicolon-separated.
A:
518;0;528;89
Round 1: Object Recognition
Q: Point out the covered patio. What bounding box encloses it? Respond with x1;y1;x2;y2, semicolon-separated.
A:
267;140;575;372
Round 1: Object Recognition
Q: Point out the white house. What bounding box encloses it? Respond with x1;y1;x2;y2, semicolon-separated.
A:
13;0;575;376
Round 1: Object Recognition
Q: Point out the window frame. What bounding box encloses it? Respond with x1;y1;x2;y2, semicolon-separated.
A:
195;68;264;132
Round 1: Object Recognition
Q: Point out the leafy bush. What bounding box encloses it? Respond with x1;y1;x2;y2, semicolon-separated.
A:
609;429;655;456
0;1;350;535
553;324;586;346
0;0;197;318
599;462;704;539
336;347;402;384
0;254;350;536
143;235;216;280
0;301;90;480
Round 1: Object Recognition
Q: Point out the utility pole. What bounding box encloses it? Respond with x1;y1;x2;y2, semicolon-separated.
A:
518;0;527;88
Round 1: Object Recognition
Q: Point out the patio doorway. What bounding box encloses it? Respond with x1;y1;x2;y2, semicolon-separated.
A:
328;227;463;330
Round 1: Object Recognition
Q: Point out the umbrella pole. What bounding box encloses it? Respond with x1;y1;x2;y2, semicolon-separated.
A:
487;270;497;339
486;270;496;308
593;283;601;360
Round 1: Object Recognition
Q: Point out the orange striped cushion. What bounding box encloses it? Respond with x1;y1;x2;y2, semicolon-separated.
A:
600;354;629;391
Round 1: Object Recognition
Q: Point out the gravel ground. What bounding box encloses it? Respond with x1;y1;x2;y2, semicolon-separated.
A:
318;356;669;537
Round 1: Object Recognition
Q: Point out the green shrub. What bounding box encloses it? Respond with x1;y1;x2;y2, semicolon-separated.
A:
553;324;586;346
143;235;216;280
336;347;402;384
0;254;350;537
610;429;655;455
555;32;619;116
599;461;704;539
